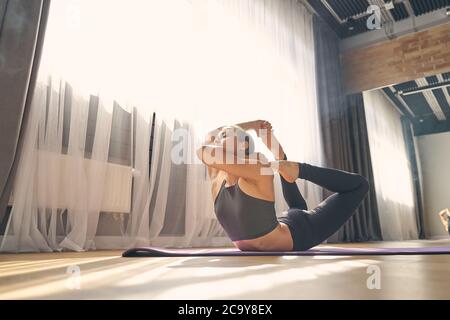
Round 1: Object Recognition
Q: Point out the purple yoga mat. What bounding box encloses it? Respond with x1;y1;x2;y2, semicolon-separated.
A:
122;245;450;257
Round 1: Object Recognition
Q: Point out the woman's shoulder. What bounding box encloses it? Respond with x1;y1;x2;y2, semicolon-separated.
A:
210;170;229;189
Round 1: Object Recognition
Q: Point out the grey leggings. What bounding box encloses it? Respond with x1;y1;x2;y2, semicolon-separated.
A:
277;160;369;251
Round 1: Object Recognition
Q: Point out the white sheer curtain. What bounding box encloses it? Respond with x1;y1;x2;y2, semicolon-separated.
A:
1;0;323;252
363;90;418;240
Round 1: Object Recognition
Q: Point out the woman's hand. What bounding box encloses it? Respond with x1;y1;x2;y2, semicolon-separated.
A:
239;120;272;135
238;120;285;160
258;120;273;134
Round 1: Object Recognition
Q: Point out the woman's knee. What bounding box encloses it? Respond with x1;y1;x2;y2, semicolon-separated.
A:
357;175;370;195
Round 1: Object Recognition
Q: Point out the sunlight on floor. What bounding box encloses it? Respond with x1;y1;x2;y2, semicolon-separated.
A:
0;256;118;277
0;253;379;299
121;257;379;299
2;241;450;299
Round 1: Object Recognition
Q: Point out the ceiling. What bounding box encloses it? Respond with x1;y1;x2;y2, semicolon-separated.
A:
307;0;449;38
382;72;450;135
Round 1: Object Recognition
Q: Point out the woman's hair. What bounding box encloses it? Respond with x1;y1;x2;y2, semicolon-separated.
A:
219;125;255;156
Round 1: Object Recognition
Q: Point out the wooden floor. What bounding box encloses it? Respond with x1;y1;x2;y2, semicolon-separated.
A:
1;240;450;300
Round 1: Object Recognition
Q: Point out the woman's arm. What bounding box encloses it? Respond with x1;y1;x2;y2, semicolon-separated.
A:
202;126;225;145
197;145;272;181
251;120;285;160
263;131;286;160
201;121;260;145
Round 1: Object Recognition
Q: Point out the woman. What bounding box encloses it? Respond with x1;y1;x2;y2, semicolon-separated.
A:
196;120;369;251
438;208;450;235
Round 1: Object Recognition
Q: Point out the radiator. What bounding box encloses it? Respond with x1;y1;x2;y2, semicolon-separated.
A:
33;151;133;213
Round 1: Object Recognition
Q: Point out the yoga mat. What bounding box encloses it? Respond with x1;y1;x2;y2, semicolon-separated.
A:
122;245;450;257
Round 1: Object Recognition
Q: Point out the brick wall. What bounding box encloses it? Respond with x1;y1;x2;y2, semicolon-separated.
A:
341;23;450;94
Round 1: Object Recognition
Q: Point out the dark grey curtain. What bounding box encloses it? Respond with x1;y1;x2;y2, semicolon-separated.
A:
0;0;50;230
313;15;382;242
401;116;426;239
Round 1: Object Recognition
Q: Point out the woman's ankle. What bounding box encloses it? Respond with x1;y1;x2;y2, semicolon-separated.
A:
278;161;299;183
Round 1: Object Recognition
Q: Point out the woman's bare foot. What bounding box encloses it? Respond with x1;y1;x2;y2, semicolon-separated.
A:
273;160;299;183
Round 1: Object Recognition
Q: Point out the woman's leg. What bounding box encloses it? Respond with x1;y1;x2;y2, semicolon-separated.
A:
282;162;369;250
280;154;308;210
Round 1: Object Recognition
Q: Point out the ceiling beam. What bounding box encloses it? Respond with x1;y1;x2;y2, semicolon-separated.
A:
437;74;450;110
340;7;448;51
402;0;420;35
297;0;318;17
401;83;450;95
402;0;416;23
416;78;446;121
341;23;450;94
381;88;406;116
319;0;345;24
388;86;416;118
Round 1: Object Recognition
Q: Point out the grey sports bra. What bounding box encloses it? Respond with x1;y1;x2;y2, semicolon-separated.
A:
214;180;279;241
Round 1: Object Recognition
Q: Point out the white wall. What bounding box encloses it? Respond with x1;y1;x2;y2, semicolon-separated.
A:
364;90;418;240
417;132;450;238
